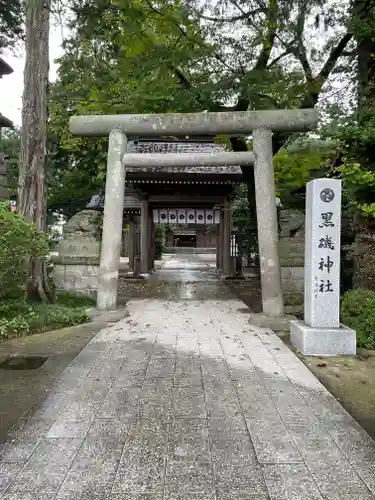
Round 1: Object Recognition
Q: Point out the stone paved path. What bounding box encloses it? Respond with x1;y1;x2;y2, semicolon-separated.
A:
1;256;375;499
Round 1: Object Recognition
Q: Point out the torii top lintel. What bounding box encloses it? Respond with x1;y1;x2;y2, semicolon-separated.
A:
69;109;318;137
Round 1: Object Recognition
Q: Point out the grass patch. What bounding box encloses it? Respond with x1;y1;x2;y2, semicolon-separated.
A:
0;291;96;341
341;288;375;349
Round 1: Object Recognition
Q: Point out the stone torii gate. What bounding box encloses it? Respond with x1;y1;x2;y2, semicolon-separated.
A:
69;109;317;316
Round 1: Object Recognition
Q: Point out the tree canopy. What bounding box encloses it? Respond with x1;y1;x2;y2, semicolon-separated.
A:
0;0;23;51
48;0;356;217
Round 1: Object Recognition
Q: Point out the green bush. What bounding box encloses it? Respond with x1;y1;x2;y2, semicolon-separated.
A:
0;292;93;340
341;288;375;349
0;202;50;299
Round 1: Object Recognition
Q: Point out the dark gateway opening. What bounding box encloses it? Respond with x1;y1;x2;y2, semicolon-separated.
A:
175;234;196;247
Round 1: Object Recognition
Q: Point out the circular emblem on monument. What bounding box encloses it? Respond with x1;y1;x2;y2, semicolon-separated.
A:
179;214;185;220
207;214;213;220
198;214;203;220
188;214;194;220
161;213;167;220
170;214;176;220
320;188;335;203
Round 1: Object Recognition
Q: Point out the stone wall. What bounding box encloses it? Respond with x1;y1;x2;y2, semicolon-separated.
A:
278;209;305;315
52;209;102;295
53;258;99;296
279;238;304;314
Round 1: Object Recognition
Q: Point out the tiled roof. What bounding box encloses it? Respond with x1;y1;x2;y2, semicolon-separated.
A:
0;57;13;77
86;187;141;211
126;140;242;175
0;114;13;128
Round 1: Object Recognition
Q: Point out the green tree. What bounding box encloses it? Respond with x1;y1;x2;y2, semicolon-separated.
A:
49;0;355;219
48;0;209;215
0;0;23;50
274;137;337;209
322;1;375;220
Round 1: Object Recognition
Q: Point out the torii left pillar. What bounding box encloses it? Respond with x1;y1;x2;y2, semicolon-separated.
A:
97;129;127;310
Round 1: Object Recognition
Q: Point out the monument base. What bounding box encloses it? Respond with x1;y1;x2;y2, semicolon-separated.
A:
290;320;356;356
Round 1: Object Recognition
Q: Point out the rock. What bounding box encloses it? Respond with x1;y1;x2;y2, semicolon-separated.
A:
63;209;103;240
279;208;305;239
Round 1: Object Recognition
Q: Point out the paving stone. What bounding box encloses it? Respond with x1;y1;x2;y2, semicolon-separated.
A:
76;378;111;404
111;419;168;494
324;421;375;466
210;430;257;465
174;372;202;388
86;418;132;441
138;378;173;419
165;462;214;497
288;421;344;463
175;359;201;377
87;357;124;380
172;386;206;418
353;464;375;496
164;494;215;500
0;439;42;464
168;419;210;462
205;391;242;420
208;416;249;435
55;438;123;499
0;419;53;463
4;438;81;495
54;470;114;500
307;459;375;500
245;415;303;464
108;495;163;500
57;399;101;421
0;464;21;495
262;463;324;499
1;493;53;500
146;356;176;378
114;357;150;387
97;387;141;419
216;494;270;500
46;419;94;439
213;464;269;496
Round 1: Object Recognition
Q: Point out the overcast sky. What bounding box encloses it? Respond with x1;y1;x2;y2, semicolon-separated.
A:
0;22;65;127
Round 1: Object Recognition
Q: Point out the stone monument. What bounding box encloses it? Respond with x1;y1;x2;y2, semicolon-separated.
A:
290;179;356;355
52;200;103;295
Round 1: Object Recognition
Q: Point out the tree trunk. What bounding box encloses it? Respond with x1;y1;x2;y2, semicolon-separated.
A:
18;0;53;302
355;0;375;109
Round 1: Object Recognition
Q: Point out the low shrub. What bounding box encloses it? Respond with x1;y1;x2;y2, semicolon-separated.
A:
0;202;49;299
341;288;375;349
55;291;96;308
0;292;94;340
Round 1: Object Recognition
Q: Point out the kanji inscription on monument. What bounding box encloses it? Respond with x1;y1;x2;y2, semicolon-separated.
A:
305;179;341;328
